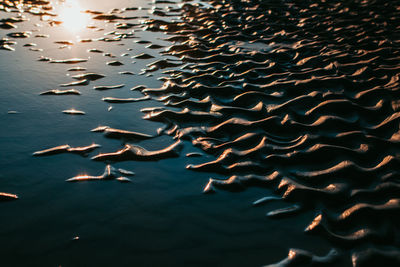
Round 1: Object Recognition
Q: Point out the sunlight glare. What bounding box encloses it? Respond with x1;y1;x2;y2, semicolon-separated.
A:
58;0;89;33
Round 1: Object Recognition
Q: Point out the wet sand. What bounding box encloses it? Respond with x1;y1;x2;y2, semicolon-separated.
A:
1;0;400;266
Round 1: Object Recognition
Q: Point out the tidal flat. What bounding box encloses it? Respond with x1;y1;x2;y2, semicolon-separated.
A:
1;0;400;266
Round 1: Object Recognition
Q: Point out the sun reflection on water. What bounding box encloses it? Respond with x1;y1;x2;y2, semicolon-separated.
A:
57;0;89;33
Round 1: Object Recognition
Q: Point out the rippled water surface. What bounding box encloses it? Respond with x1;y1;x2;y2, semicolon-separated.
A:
1;0;400;266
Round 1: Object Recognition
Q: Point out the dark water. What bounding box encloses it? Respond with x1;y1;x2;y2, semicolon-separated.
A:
1;0;400;266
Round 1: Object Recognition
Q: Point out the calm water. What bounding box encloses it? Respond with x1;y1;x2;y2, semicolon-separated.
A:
1;0;399;266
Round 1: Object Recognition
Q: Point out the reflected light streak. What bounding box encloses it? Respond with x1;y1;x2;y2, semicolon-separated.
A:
58;0;89;33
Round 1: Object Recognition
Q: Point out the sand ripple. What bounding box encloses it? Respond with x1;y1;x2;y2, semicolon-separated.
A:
141;0;400;265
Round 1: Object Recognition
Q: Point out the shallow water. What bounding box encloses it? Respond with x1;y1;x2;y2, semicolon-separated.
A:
1;0;400;266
